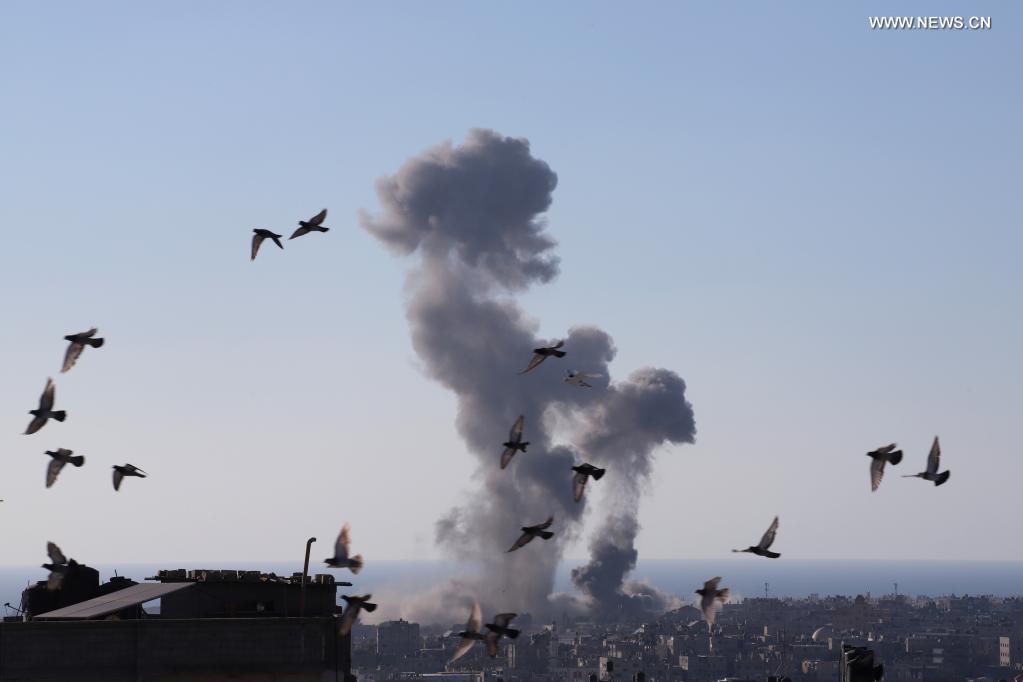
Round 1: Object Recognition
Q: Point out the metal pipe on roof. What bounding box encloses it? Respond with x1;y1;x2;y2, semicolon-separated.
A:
300;537;316;617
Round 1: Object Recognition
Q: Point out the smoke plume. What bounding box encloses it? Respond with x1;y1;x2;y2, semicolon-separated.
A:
361;129;696;623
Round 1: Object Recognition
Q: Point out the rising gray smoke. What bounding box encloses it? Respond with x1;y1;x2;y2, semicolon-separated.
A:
361;129;695;623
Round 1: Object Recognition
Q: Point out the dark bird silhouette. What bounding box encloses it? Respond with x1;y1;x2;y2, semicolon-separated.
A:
507;517;554;552
565;370;601;388
289;209;329;240
695;576;729;629
45;449;85;488
484;613;520;657
867;443;903;492
42;542;70;590
251;229;284;260
338;594;377;636
903;436;950;486
500;415;529;469
324;523;364;573
112;464;146;491
25;378;66;435
733;516;781;558
520;340;566;374
449;601;486;663
571;463;606;502
61;328;104;373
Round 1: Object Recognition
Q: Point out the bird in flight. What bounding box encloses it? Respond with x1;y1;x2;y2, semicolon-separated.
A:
500;415;529;470
449;601;486;663
338;594;377;636
695;576;729;629
572;463;606;502
112;464;146;491
61;328;104;373
903;436;950;486
484;613;520;657
507;517;554;553
520;340;566;374
251;229;284;260
324;523;364;573
289;209;330;240
25;378;66;435
45;449;85;488
565;371;601;388
733;516;781;559
867;443;903;492
42;542;70;591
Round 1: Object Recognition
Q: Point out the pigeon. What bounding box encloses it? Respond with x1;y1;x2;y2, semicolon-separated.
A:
565;371;601;388
484;613;520;657
324;523;364;573
45;449;85;488
733;516;781;558
695;576;729;629
867;443;903;492
903;436;950;486
112;464;146;491
449;601;486;663
507;517;554;553
25;378;66;435
500;415;529;469
572;463;606;503
338;594;377;636
42;542;70;591
520;341;566;374
251;229;284;260
289;209;329;240
61;328;104;373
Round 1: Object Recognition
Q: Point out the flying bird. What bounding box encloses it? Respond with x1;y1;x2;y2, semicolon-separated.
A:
572;463;606;503
695;576;729;629
24;378;66;435
484;613;520;657
289;209;330;240
500;415;529;469
903;436;950;486
867;443;903;492
324;523;364;573
449;601;486;663
520;340;566;374
251;229;284;260
45;449;85;488
61;328;104;373
42;542;69;591
733;516;781;559
112;464;146;491
338;594;377;636
507;517;554;553
565;371;601;388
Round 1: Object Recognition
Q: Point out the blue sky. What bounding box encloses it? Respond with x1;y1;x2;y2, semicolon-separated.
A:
0;2;1020;567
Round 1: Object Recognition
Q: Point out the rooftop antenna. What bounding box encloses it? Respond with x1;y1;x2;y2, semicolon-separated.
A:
764;582;770;598
894;582;898;596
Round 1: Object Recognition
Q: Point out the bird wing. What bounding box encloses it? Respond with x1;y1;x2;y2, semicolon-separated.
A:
289;226;311;240
927;436;941;475
485;631;499;657
335;524;352;562
338;605;359;636
535;516;554;530
702;576;721;592
500;447;516;470
307;209;327;226
757;516;779;550
508;415;524;443
80;328;98;338
251;232;265;260
25;414;47;435
580;373;602;379
62;342;85;373
40;378;55;411
507;532;532;552
573;471;588;502
47;570;63;591
492;613;516;628
874;443;897;455
47;542;66;564
466;601;482;632
551;340;564;349
520;353;546;374
870;457;885;491
449;637;475;663
113;468;124;491
47;458;66;488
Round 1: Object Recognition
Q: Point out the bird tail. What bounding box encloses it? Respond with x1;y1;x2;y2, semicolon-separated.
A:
70;455;85;467
521;442;529;452
538;531;554;540
717;589;730;601
87;338;105;348
52;411;66;422
362;601;378;613
318;226;330;233
349;555;364;575
731;549;742;553
505;628;521;639
764;551;781;559
888;451;903;465
551;350;566;358
590;467;606;480
935;471;951;486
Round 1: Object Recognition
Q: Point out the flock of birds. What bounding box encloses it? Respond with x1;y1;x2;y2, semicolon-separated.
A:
19;210;954;655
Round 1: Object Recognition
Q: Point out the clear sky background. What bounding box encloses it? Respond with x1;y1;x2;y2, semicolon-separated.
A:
1;2;1020;568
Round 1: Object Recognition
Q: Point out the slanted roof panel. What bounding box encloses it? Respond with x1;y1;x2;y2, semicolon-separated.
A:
35;582;194;620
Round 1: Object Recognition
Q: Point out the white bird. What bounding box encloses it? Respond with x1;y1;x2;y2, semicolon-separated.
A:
24;378;66;435
902;436;950;486
61;328;104;373
448;601;486;663
500;415;528;470
565;371;601;388
324;523;364;573
866;443;903;492
695;576;729;629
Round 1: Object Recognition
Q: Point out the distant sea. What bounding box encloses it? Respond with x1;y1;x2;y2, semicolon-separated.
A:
3;559;1021;618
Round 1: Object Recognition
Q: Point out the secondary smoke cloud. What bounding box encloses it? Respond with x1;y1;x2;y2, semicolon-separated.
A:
361;129;696;622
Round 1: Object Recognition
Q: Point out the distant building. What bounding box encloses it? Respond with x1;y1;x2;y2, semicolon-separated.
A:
377;618;422;656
